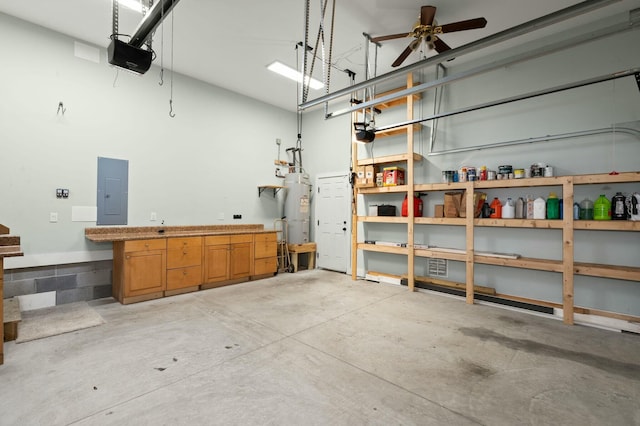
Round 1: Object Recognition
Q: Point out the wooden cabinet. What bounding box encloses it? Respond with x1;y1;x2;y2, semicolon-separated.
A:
113;239;167;304
166;236;202;294
254;232;278;276
203;234;253;288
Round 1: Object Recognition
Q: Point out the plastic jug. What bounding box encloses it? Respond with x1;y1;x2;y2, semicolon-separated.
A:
579;197;594;220
489;197;502;218
533;197;546;219
502;198;515;219
594;194;611;220
515;197;525;219
546;192;560;219
526;195;535;219
611;192;626;220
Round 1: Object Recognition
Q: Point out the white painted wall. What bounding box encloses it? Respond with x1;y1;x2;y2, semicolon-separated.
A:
2;11;639;316
0;13;295;267
301;19;640;316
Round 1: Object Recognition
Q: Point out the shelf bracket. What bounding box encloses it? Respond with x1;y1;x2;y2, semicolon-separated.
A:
258;186;284;197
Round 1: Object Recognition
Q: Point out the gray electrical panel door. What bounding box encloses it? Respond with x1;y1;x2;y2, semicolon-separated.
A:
97;157;129;225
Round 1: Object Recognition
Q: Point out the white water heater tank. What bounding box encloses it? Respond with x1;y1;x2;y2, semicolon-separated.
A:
284;172;311;244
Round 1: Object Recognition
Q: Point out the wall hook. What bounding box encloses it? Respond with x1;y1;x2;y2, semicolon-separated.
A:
169;99;175;118
57;102;66;115
159;68;164;86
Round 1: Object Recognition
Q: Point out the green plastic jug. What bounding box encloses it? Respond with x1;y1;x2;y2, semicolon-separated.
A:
594;194;611;220
546;192;560;219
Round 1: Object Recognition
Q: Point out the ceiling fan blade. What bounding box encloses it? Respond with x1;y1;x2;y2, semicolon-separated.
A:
432;37;451;53
420;5;436;26
392;44;415;67
371;32;411;43
439;17;487;33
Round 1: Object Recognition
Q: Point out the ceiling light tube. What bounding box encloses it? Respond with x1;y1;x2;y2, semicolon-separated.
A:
267;61;324;90
117;0;148;14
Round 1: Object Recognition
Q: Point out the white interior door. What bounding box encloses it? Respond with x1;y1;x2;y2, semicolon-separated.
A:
315;174;351;273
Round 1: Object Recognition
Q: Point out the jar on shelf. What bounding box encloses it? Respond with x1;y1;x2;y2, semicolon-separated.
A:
594;194;611;220
546;192;560;220
579;197;594;220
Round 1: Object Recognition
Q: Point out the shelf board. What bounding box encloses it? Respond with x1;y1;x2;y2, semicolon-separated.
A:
358;243;408;255
414;217;466;226
574;221;640;231
375;123;422;139
573;171;640;185
415;248;467;262
414;182;469;191
358;216;409;224
474;255;563;272
358;185;408;194
357;153;423;166
474;176;565;189
574;262;640;281
474;219;564;229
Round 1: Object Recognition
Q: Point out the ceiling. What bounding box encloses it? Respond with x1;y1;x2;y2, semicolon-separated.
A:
1;0;638;112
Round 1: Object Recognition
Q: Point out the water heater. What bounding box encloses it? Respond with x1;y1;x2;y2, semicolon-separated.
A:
284;172;311;244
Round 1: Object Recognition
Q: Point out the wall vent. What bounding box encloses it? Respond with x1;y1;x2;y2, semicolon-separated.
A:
427;258;448;277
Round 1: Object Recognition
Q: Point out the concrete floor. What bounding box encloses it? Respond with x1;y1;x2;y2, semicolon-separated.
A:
1;269;639;425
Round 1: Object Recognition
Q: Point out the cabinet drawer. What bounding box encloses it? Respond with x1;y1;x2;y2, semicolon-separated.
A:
166;265;202;290
167;236;202;250
167;245;202;269
205;235;230;246
254;257;277;275
124;239;166;252
254;233;277;259
230;234;253;244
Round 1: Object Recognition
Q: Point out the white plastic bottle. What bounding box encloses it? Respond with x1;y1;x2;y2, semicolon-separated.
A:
526;195;535;219
533;196;546;219
502;197;515;219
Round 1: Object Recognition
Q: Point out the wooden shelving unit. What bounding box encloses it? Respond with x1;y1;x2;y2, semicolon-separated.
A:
352;89;640;325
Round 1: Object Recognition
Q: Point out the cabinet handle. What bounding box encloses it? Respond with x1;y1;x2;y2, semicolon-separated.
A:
126;255;130;260
183;271;187;275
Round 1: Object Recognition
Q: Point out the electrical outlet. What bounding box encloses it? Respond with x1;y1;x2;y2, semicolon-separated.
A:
150;212;157;221
50;212;58;223
62;189;69;198
56;189;63;198
218;212;225;220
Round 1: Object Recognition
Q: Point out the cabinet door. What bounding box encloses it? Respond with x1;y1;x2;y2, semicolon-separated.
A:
230;242;252;279
124;250;166;297
204;244;230;282
167;265;202;290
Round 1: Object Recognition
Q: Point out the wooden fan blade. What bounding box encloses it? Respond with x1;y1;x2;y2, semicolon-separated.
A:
439;17;487;33
371;32;411;43
420;5;436;26
432;37;451;53
392;44;415;67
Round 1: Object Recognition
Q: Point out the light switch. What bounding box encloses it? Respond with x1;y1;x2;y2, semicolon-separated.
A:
50;212;58;223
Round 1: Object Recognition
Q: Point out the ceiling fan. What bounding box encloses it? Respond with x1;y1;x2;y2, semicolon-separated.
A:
371;5;487;67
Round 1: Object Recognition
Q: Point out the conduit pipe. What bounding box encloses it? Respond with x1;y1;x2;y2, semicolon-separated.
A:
326;14;639;120
427;124;640;156
299;0;621;111
374;67;640;134
130;0;181;48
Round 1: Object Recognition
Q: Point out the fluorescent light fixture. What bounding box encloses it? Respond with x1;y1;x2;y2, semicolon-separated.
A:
117;0;148;14
267;61;324;90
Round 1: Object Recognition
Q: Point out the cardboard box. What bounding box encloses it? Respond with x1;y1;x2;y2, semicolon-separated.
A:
383;167;405;186
435;204;444;218
356;165;379;188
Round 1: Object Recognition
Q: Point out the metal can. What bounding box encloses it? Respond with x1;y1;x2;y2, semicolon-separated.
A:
458;168;467;182
514;169;525;179
487;170;497;180
466;167;476;181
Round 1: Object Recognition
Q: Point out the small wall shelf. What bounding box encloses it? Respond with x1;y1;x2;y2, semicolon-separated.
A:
258;185;285;197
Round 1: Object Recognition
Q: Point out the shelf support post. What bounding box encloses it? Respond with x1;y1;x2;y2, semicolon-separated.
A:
465;181;475;304
562;177;575;324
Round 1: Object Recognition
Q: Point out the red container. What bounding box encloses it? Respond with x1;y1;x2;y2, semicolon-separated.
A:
489;197;502;218
401;195;423;217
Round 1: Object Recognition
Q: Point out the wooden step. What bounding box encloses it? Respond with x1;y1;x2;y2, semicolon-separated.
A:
3;297;21;342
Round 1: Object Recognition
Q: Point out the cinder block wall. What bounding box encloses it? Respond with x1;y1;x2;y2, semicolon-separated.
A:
3;261;112;305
